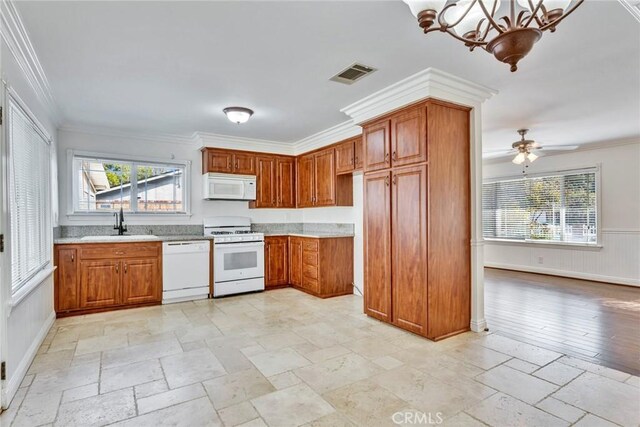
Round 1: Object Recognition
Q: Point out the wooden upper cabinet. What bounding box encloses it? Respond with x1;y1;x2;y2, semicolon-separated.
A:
363;170;392;322
313;148;336;206
296;154;315;208
203;149;233;174
276;157;296;208
255;156;276;208
354;137;363;170
390;106;427;167
363;120;390;172
79;260;120;309
56;248;79;311
265;236;289;287
391;165;428;335
335;139;355;174
233;152;256;175
289;237;303;286
121;258;160;305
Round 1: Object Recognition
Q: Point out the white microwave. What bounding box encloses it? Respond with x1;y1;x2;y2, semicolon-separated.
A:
203;173;257;201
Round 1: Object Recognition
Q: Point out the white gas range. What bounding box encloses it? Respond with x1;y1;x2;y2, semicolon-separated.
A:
204;216;265;297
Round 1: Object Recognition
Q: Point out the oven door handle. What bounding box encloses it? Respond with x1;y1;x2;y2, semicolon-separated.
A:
215;242;265;249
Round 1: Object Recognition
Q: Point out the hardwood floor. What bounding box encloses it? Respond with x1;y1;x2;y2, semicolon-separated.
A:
485;268;640;376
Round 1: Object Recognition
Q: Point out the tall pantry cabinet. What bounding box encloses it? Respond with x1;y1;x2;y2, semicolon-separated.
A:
362;99;471;341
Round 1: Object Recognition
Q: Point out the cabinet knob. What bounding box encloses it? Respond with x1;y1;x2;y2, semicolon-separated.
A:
385;176;389;186
115;264;119;273
385;152;389;163
392;151;397;161
124;263;128;273
71;254;74;262
235;161;239;169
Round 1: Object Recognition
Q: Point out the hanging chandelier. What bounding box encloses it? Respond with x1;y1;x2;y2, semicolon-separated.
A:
402;0;584;72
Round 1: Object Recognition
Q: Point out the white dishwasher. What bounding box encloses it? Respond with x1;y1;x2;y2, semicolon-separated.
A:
162;241;210;304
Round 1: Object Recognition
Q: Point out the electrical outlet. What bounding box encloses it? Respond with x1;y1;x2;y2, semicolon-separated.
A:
538;256;544;264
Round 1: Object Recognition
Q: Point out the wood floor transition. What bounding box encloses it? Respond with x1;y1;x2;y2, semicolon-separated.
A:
485;268;640;376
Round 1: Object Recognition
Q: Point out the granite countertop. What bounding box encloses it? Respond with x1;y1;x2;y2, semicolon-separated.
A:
54;235;216;244
262;232;354;239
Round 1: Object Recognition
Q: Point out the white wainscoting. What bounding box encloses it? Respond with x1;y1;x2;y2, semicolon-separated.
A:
484;230;640;286
3;276;55;407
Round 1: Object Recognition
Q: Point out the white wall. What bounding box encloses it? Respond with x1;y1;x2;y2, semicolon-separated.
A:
483;141;640;286
1;34;57;406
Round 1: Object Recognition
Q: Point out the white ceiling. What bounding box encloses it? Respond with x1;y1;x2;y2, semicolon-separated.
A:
15;1;640;152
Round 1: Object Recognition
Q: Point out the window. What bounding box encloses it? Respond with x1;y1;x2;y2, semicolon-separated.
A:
71;154;188;214
483;168;598;245
7;92;52;293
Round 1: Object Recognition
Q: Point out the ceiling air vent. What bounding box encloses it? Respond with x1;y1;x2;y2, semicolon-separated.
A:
330;63;377;85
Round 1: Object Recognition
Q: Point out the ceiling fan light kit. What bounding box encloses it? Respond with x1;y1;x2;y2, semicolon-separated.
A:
402;0;584;72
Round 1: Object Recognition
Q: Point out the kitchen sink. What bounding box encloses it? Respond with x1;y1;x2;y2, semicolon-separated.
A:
80;235;159;241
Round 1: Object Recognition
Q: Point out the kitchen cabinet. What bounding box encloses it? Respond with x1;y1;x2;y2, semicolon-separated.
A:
276;157;296;208
288;236;353;298
335;136;363;174
255;156;276;208
363;120;390;172
265;236;289;288
201;148;255;175
362;99;470;341
54;242;162;316
252;155;296;209
296;148;352;208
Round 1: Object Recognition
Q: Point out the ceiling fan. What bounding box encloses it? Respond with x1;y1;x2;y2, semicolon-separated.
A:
483;129;579;164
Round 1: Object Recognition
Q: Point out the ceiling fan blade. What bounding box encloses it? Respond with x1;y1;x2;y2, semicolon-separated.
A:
483;150;516;159
538;145;580;151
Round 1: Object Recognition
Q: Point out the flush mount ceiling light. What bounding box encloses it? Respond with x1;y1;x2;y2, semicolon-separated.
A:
223;107;254;124
402;0;584;72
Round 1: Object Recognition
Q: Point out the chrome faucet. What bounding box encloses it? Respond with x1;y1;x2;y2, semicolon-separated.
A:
114;207;127;235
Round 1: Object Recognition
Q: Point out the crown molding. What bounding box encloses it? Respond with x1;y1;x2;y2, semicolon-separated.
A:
197;131;294;155
59;124;201;146
341;67;497;124
0;0;62;125
618;0;640;22
293;120;361;155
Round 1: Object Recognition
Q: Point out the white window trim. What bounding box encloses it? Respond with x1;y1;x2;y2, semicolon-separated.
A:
482;164;602;248
2;85;54;298
66;149;192;218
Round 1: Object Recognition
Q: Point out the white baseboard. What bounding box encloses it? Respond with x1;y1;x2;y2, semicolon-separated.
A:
485;262;640;287
470;318;487;333
2;310;55;409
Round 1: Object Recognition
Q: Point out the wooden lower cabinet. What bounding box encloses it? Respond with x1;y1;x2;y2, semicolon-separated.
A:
288;236;353;298
55;242;162;316
265;236;289;288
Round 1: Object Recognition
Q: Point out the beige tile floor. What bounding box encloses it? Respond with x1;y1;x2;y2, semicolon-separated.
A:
2;288;639;427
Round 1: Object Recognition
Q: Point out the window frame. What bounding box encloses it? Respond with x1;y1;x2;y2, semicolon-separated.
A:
67;149;191;217
482;165;602;248
3;87;54;299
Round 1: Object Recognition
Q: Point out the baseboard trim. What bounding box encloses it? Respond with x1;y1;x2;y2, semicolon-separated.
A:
484;263;640;287
470;318;487;333
2;310;55;409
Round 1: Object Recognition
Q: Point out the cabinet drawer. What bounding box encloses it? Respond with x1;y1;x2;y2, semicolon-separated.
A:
303;263;318;280
302;240;318;252
302;251;318;267
80;243;160;260
302;276;318;293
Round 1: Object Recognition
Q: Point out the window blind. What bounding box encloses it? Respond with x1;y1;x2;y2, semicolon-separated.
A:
483;169;598;244
7;95;51;293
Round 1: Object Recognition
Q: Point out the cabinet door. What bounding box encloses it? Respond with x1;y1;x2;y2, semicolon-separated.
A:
313;149;336;206
289;238;303;286
256;156;276;208
363;120;390;172
204;149;233;173
276;157;296;208
354;137;363;170
233;152;256;175
79;260;120;308
296;155;315;208
121;258;160;305
335;140;355;174
391;165;427;335
363;171;392;322
391;106;427;167
57;247;79;311
265;237;289;287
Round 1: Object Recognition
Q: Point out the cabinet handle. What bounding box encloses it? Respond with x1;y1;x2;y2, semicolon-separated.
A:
354;156;358;164
272;199;276;204
385;152;389;163
228;162;232;169
124;263;128;273
392;151;397;161
71;254;74;262
115;263;119;273
115;251;124;255
393;176;397;185
235;161;239;169
385;176;389;186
